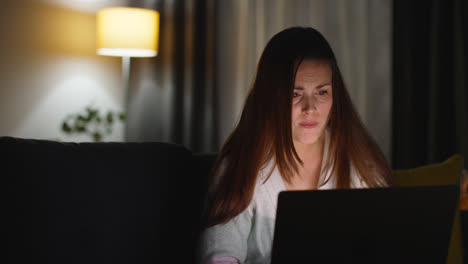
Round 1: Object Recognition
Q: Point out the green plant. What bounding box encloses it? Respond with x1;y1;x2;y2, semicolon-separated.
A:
61;105;126;142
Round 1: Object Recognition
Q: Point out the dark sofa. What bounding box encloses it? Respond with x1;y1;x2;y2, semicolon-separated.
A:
2;137;216;264
3;137;468;264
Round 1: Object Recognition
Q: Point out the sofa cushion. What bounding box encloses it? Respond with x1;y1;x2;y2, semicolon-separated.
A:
392;154;465;264
2;137;194;264
393;154;463;186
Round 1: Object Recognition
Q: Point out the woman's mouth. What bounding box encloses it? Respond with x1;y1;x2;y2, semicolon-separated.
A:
299;122;318;128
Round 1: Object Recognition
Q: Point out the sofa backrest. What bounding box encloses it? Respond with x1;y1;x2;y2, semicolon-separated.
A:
2;137;214;264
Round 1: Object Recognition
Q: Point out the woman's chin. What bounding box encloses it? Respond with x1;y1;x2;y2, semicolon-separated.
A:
293;135;321;146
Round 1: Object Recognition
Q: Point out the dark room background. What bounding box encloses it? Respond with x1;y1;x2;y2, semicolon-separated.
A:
128;0;394;162
393;0;467;169
127;0;467;170
0;0;466;170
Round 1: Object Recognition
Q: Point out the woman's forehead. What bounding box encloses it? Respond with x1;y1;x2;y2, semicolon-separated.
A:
295;59;332;83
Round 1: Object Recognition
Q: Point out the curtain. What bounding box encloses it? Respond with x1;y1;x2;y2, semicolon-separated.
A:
392;0;468;169
215;0;392;160
126;0;218;153
128;0;392;157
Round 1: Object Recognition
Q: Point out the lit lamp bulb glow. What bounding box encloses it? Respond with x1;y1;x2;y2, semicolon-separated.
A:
96;7;159;57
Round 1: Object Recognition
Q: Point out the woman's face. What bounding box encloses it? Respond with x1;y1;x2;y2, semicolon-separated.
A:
291;59;333;147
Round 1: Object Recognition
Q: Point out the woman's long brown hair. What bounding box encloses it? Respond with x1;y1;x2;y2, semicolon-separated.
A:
203;27;393;228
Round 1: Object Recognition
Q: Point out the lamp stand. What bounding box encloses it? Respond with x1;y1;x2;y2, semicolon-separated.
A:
121;56;131;141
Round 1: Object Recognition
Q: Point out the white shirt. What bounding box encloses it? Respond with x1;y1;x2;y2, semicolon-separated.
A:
197;134;366;264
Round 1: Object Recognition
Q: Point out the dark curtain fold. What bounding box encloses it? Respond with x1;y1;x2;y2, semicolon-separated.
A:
127;0;218;153
190;0;218;152
393;0;468;169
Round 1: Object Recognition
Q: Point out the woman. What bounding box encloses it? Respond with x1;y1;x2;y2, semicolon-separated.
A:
197;27;392;264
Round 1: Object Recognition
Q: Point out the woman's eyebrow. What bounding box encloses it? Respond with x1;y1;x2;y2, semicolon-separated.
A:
316;82;331;88
294;82;331;90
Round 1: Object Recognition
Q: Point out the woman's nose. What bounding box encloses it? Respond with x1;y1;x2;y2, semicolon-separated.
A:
302;95;317;113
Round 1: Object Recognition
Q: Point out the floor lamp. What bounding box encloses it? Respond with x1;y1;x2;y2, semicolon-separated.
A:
96;7;160;140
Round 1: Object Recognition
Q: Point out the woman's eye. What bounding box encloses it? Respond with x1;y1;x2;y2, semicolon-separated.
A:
293;92;300;97
317;90;328;95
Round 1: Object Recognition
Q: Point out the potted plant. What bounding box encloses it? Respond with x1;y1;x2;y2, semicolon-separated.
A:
61;105;125;142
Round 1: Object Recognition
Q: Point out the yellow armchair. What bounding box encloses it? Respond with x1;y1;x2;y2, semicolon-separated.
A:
393;154;464;264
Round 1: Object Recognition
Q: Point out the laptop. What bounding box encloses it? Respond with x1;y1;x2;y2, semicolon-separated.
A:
271;185;459;264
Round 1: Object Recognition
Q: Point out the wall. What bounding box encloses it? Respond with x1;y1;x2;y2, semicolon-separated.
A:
0;0;124;142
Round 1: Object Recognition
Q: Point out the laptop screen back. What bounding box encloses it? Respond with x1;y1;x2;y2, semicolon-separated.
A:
271;185;459;264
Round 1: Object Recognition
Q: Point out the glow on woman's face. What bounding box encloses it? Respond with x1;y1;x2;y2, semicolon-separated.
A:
291;59;333;147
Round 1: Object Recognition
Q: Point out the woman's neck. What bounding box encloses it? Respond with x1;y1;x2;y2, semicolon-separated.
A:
286;134;325;190
293;134;325;165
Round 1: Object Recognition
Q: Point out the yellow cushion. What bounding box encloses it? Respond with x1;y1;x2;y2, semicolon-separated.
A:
393;154;463;186
393;154;464;264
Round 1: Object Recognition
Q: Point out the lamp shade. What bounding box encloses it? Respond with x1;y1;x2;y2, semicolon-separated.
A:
96;7;159;57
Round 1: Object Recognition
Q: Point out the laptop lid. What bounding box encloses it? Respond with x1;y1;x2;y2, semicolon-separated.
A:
271;185;459;264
